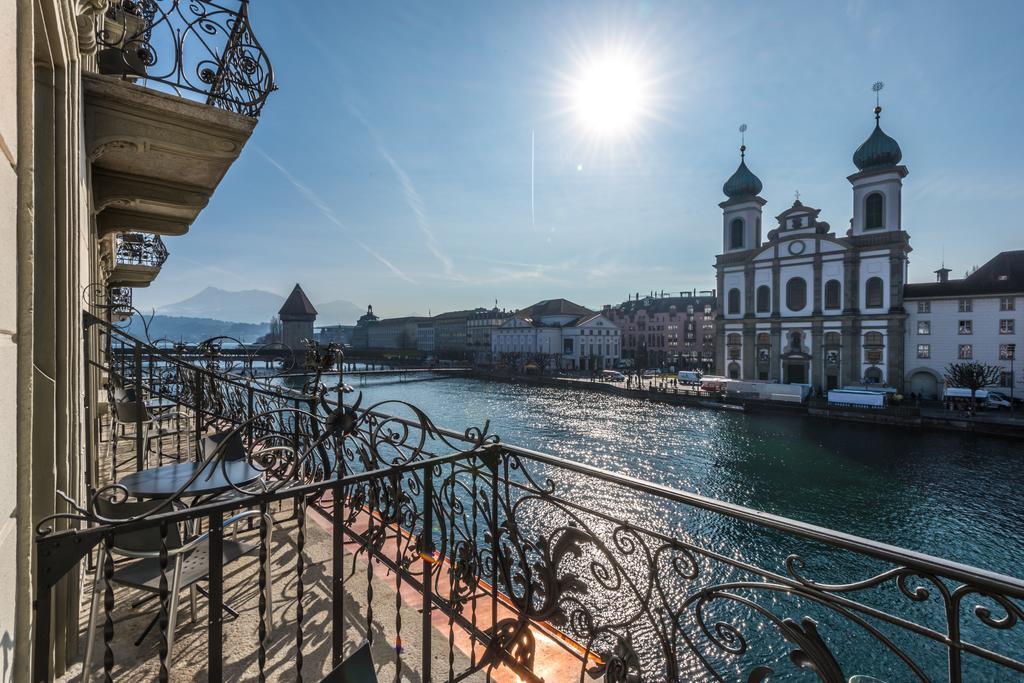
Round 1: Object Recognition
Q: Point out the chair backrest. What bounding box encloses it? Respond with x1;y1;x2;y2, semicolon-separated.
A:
95;497;184;553
112;399;149;423
320;641;376;683
201;430;246;462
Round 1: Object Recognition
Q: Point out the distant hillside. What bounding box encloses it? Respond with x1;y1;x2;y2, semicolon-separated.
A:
158;287;284;323
126;315;270;343
157;287;363;325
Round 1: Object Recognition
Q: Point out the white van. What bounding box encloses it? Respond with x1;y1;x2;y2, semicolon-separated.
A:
677;370;702;386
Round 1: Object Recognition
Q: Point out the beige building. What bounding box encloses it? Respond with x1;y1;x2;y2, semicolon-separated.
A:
3;2;273;678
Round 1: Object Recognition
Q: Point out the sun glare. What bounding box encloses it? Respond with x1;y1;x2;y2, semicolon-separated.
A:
571;52;649;135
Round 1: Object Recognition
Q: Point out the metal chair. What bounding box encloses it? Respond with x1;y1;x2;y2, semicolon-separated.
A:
80;498;275;680
108;399;184;474
320;642;376;683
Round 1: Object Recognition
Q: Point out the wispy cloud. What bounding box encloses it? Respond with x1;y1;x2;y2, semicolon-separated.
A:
256;147;416;284
346;104;461;280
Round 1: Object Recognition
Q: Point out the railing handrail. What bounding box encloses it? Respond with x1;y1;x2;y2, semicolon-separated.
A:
343;399;1024;598
92;311;1024;596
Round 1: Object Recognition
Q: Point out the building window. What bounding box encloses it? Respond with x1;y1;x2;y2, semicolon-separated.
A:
785;278;807;311
917;321;930;335
917;344;931;359
958;320;973;335
864;331;884;364
865;192;884;230
727;288;741;315
1000;297;1016;311
917;301;931;313
730;219;744;249
865;277;884;308
1000;344;1016;361
756;285;770;313
1000;319;1015;334
958;344;973;359
958;299;972;312
824;280;841;310
704;304;712;315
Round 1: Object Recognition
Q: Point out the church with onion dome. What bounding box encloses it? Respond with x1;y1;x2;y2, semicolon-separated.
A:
713;102;912;392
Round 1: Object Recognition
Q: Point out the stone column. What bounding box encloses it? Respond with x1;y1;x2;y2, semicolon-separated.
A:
769;320;782;381
811;320;824;392
744;262;756;318
771;257;781;317
812;252;823;315
842;317;861;385
742;322;756;379
888;316;906;390
888;252;906;313
843;252;860;314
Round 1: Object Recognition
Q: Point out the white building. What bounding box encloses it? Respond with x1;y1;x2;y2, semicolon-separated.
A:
903;253;1023;399
714;104;911;391
492;299;621;371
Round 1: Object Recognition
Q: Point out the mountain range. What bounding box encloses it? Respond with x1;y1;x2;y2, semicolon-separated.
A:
156;287;364;325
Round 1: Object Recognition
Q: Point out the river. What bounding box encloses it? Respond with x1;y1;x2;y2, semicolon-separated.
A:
327;374;1024;679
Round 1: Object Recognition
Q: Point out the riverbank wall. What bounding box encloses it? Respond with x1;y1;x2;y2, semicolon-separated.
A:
470;371;1024;439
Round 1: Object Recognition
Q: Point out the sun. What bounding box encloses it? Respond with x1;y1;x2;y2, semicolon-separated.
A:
570;51;650;135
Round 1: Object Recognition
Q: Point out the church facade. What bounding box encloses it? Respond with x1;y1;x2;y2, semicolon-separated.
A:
714;106;911;392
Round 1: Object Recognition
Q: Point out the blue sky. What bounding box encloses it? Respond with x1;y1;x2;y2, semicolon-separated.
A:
136;0;1024;319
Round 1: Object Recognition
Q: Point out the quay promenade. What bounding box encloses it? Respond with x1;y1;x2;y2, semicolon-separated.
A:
470;371;1024;439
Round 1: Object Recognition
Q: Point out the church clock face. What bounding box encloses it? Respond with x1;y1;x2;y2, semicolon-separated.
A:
787;240;806;255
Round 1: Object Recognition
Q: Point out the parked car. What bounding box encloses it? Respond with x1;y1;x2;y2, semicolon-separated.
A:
986;390;1023;407
602;370;626;382
642;369;660;378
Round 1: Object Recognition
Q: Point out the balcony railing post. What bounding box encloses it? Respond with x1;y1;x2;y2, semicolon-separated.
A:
194;375;204;461
134;341;144;471
421;464;434;681
332;477;344;667
207;511;224;680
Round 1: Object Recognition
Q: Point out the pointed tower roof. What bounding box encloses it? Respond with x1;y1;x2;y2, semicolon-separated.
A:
278;283;318;318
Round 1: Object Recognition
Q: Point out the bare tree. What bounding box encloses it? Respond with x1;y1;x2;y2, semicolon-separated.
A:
944;361;1002;408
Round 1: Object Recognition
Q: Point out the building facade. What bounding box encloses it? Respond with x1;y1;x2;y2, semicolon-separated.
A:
714;106;911;392
492;299;621;371
416;320;435;353
903;253;1023;399
367;316;428;350
350;305;380;349
603;291;717;370
316;324;355;346
467;307;513;365
2;1;274;675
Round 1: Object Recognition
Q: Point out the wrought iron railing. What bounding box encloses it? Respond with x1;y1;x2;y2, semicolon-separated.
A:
32;314;1024;682
97;0;275;116
115;232;170;268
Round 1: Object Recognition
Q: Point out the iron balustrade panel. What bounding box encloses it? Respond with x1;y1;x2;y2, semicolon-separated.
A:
98;0;275;116
115;232;169;267
54;313;1024;682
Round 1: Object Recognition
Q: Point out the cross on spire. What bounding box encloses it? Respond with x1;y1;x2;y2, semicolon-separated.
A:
794;190;801;202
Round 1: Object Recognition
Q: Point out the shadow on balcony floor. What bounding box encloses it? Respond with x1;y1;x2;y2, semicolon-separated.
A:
60;516;489;682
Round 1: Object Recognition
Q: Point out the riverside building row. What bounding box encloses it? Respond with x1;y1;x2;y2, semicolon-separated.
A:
712;103;1022;398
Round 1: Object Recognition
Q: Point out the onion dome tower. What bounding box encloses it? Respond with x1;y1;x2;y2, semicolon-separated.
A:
848;82;908;236
720;124;766;253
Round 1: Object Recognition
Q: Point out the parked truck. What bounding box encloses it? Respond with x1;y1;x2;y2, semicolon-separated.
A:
828;388;886;409
724;381;811;403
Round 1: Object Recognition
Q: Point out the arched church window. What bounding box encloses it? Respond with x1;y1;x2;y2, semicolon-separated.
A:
730;219;744;249
785;278;807;311
865;193;884;230
864;331;883;346
756;285;770;313
824;280;841;310
727;333;742;346
756;332;770;345
824;331;841;346
865;277;884;308
727;288;741;315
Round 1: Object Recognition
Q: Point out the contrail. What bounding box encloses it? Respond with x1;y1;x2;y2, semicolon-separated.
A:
257;148;417;284
531;129;535;227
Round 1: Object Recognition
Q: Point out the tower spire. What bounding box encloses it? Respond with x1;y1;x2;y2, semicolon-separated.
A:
872;81;884;121
739;123;747;159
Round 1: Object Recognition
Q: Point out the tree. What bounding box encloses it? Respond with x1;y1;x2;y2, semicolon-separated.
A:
944;361;1002;410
